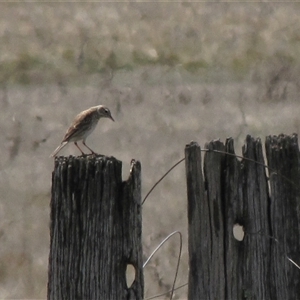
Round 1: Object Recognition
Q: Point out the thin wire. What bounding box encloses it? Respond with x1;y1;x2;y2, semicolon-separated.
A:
205;148;298;189
253;231;300;271
142;147;298;206
145;283;188;300
288;257;300;270
142;157;185;205
143;231;183;300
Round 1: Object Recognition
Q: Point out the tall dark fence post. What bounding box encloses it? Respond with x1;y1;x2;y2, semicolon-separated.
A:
185;141;210;298
223;136;271;300
265;134;300;299
48;156;143;300
185;134;300;299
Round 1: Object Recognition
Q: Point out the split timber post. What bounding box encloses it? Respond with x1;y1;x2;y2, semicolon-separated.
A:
48;156;143;300
185;134;300;299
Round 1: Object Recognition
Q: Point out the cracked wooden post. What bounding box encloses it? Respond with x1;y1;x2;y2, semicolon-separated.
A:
265;134;300;299
185;134;300;299
184;141;211;298
48;156;143;300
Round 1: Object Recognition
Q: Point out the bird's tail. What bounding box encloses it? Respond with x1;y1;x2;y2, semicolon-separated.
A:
50;141;68;157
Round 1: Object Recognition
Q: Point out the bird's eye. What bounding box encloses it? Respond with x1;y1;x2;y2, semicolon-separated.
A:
105;109;109;113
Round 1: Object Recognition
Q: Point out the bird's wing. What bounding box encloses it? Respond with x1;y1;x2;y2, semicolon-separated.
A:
62;108;94;142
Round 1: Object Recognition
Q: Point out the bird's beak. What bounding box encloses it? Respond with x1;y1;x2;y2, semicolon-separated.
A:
110;115;115;122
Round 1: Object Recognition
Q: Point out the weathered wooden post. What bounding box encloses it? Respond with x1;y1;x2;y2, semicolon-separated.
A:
48;155;143;300
185;134;300;299
265;134;300;299
224;136;271;299
185;141;210;298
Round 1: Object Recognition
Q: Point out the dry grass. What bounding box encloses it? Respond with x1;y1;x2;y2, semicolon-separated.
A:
1;3;300;299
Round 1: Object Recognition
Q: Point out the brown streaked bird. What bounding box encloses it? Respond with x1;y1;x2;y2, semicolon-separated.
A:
50;105;114;157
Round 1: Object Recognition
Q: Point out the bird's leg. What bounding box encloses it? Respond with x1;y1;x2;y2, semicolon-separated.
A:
82;140;97;155
74;142;85;156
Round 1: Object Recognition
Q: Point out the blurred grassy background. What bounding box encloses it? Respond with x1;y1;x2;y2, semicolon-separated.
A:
1;2;300;299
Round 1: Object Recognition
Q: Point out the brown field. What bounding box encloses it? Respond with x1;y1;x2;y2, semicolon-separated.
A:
1;2;300;299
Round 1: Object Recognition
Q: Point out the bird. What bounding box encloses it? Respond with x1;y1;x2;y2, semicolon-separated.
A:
50;105;114;157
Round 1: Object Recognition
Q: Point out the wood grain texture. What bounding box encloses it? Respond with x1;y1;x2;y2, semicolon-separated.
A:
203;140;226;300
48;156;143;300
265;134;300;299
185;141;210;299
185;134;300;299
